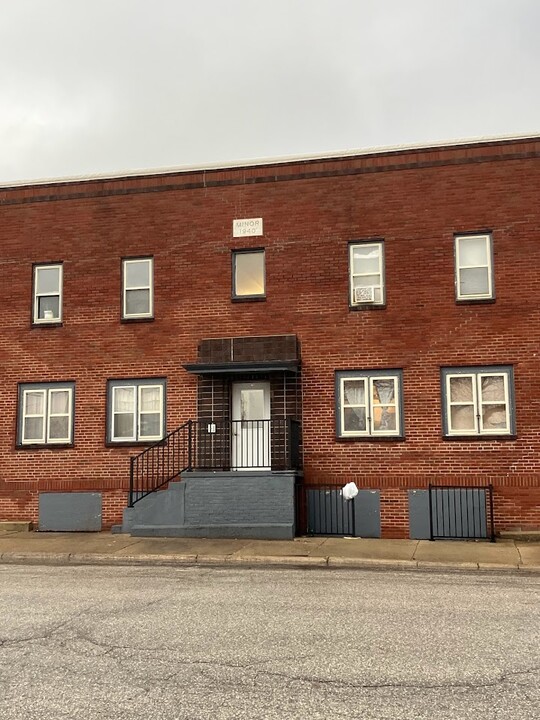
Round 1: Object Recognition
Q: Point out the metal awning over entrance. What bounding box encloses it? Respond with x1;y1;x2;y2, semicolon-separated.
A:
183;360;299;375
184;334;300;376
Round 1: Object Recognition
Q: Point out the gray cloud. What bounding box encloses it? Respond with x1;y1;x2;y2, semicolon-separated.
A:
1;0;539;182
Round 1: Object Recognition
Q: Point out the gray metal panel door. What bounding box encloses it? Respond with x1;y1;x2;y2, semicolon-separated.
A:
39;493;102;531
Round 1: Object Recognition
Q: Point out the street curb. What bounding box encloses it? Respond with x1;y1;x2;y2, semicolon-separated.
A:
1;551;539;573
327;557;417;570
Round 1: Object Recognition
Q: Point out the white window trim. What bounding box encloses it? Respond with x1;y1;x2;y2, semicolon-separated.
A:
446;373;478;435
21;386;73;445
444;370;511;437
122;258;154;319
138;384;163;441
349;242;385;306
111;385;137;442
110;381;164;443
478;372;510;435
33;264;63;324
339;373;401;438
455;234;493;301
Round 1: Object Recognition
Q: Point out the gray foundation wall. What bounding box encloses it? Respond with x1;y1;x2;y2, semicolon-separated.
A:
122;471;297;539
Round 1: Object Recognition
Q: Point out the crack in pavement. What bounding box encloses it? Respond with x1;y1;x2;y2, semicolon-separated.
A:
0;605;97;648
246;663;540;692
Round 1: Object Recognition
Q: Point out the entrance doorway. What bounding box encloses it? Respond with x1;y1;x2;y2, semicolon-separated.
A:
231;382;271;469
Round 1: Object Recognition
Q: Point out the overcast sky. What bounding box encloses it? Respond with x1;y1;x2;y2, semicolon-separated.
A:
1;0;539;183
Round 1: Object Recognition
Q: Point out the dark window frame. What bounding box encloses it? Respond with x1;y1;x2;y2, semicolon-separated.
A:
348;239;386;310
106;377;166;446
231;248;266;302
31;261;64;327
335;369;404;440
16;381;75;449
440;365;515;439
121;256;155;322
453;231;495;304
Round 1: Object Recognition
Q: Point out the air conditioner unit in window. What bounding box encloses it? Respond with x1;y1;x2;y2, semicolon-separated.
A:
354;286;375;304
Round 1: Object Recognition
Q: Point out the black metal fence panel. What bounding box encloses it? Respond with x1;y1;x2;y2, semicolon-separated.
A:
296;485;356;536
429;485;495;541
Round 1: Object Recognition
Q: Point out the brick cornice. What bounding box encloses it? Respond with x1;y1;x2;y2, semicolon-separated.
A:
1;137;539;207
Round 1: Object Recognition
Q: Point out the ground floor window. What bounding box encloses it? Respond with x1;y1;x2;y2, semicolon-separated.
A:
107;378;165;444
441;366;515;437
335;370;403;438
18;382;75;447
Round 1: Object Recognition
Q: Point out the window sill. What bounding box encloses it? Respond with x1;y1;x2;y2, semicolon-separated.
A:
349;303;386;312
443;433;516;441
455;297;496;305
336;435;405;442
106;440;163;448
231;295;266;303
31;321;63;329
16;443;73;450
121;316;154;324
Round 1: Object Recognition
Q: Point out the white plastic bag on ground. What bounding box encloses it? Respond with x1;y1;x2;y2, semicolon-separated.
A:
342;481;359;501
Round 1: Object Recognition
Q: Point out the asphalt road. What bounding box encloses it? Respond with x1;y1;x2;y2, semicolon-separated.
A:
0;565;539;719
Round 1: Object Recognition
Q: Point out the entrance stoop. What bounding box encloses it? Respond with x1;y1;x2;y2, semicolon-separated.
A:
121;471;298;540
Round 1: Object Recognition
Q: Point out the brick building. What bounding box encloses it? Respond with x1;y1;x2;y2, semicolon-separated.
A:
1;135;539;539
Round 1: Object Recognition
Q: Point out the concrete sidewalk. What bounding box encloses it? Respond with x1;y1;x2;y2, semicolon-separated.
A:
1;529;540;573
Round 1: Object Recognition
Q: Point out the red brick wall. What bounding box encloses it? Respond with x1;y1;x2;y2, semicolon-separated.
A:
1;138;539;536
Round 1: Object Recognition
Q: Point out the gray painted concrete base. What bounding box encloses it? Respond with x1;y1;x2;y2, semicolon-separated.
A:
122;471;297;539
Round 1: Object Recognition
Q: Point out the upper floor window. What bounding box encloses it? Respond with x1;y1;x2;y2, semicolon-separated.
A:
107;378;165;444
441;366;515;437
232;249;265;300
122;257;153;319
17;382;74;447
33;263;63;324
454;234;494;301
349;241;385;307
336;369;403;438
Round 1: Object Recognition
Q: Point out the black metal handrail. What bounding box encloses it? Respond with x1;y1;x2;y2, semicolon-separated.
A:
129;421;192;507
191;418;301;471
129;418;302;507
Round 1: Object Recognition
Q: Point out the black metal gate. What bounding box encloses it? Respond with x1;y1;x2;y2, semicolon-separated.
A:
429;484;495;541
295;485;356;536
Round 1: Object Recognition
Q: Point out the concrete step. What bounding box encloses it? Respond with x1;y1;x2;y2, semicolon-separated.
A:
499;530;540;542
0;521;33;532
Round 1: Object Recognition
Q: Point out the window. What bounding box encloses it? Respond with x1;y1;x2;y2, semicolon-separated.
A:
18;382;74;446
122;257;153;319
33;263;63;324
107;379;165;443
349;241;385;306
455;234;494;301
232;249;265;299
336;370;403;438
442;366;515;437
